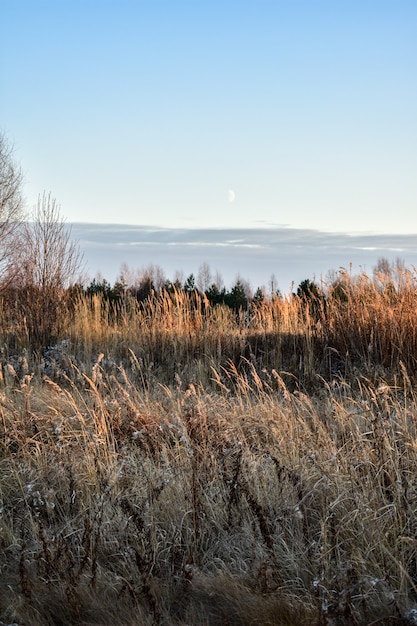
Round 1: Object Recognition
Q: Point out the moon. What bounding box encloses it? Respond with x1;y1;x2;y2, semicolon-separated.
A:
227;189;236;203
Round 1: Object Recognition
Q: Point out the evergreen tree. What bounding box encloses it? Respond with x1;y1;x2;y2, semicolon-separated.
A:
183;273;196;293
225;280;248;311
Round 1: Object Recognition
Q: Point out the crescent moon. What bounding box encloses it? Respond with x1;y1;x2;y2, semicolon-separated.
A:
228;189;236;203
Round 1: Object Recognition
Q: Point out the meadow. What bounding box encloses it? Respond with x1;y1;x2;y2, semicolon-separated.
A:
1;265;417;625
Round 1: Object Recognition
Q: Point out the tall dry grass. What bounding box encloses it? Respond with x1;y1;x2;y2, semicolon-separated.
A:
1;268;417;624
1;364;417;624
60;266;417;395
2;268;417;388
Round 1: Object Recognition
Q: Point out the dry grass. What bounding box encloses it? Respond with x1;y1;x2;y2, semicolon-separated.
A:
1;269;417;624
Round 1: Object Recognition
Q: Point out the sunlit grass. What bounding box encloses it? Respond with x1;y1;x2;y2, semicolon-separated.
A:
1;268;417;623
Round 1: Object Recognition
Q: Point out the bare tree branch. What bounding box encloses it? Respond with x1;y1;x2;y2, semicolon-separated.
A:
19;192;83;290
12;192;84;345
0;132;25;285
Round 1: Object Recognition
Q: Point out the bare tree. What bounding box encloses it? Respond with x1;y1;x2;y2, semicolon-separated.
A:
14;193;84;345
196;261;212;293
214;270;224;290
0;132;24;284
19;193;83;290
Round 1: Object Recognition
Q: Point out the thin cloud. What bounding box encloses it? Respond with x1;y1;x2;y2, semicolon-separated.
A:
70;224;417;293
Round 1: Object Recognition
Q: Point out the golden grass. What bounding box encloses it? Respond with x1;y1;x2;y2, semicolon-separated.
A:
1;269;417;623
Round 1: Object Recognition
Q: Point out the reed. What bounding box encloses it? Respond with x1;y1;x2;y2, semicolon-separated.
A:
1;267;417;623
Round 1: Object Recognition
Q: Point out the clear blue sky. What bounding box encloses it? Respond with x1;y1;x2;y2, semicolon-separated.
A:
2;0;416;233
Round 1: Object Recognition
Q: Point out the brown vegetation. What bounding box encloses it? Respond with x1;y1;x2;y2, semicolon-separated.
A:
1;266;417;624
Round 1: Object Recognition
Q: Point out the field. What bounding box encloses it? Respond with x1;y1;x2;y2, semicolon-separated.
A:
1;267;417;625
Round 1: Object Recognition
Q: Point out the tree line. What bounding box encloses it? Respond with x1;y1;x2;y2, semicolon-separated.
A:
82;270;272;311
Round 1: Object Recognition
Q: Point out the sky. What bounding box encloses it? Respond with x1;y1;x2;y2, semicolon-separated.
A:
1;0;416;234
72;223;417;293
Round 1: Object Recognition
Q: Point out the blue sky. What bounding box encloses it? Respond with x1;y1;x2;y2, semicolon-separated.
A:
1;0;416;233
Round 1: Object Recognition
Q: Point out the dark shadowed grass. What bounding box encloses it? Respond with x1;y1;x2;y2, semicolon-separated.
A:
1;360;417;624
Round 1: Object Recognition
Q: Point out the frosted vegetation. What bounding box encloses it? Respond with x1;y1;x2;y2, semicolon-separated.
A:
2;133;417;624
